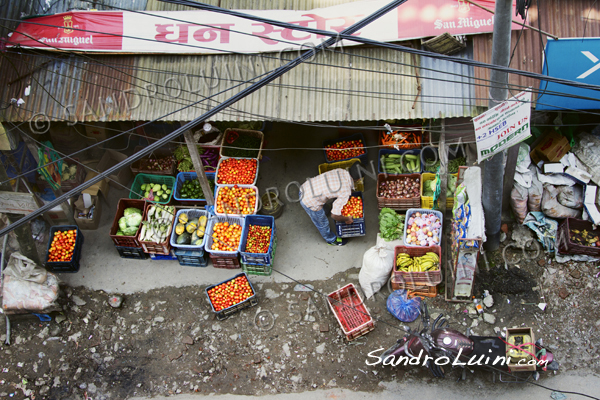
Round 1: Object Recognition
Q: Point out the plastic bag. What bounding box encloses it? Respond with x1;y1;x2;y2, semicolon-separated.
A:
511;182;529;224
528;166;543;212
541;184;581;219
359;244;394;299
2;253;59;312
557;185;584;209
387;290;421;322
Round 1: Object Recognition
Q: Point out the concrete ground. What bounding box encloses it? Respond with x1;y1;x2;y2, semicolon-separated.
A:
59;122;380;293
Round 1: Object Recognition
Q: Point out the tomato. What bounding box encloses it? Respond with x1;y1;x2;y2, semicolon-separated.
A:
208;275;254;312
216;158;258;185
216;185;256;215
341;196;363;219
244;225;272;254
47;229;77;262
325;140;365;161
210;222;243;252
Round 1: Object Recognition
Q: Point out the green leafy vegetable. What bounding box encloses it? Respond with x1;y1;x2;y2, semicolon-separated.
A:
378;208;405;241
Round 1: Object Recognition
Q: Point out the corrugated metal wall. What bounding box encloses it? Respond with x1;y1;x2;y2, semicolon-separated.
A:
473;0;600;107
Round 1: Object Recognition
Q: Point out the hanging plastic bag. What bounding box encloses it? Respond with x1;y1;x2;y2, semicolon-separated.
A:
541;184;581;219
387;290;421;323
510;182;529;224
359;244;394;299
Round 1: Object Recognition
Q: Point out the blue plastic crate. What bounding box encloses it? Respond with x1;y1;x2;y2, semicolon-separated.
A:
378;149;423;174
205;272;258;320
335;192;365;238
149;250;177;260
323;133;368;164
45;226;84;273
0;142;37;183
174;248;208;267
240;215;276;265
173;172;215;204
115;245;147;260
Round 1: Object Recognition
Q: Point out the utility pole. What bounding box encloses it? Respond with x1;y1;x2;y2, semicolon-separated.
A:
482;0;513;252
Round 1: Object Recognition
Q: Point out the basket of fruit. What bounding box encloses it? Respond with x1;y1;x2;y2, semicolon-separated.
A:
173;172;215;205
403;209;443;247
327;283;374;341
323;133;367;164
376;174;421;210
557;218;600;256
215;157;259;186
393;245;442;286
240;215;276;265
129;173;176;204
421;173;458;209
170;209;208;250
45;225;84;273
378;149;422;174
220;128;264;159
138;204;176;255
130;146;176;177
205;272;258;320
336;192;365;238
215;185;259;217
109;199;147;248
204;215;245;268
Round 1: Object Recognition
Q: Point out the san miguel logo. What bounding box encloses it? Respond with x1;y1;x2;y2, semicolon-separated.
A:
457;0;470;12
63;15;73;34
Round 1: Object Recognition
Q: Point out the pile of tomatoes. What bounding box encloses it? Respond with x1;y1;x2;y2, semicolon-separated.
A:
245;225;272;254
341;196;363;219
216;158;258;185
207;275;254;312
210;221;243;252
216;186;256;215
47;229;77;262
325;140;365;161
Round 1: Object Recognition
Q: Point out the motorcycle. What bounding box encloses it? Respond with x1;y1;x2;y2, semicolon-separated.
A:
377;302;559;382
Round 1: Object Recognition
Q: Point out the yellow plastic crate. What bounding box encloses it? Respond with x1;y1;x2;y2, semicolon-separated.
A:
318;158;364;192
420;172;457;209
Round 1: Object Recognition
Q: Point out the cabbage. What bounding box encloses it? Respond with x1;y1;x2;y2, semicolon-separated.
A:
118;217;128;231
124;207;142;217
125;212;143;227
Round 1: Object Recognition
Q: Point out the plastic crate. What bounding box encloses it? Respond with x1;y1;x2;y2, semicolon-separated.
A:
204;214;245;256
209;253;241;269
214;185;259;217
420;173;458;209
129;173;176;204
241;260;273;276
173;172;215;205
215;157;259;186
109;199;147;248
115;245;148;260
45;226;84;273
130;146;176;177
327;283;375;341
393;245;442;286
205;272;258;320
317;158;365;192
378;149;423;174
139;203;174;255
403;209;444;247
149;250;178;260
240;216;276;264
376;173;421;210
174;248;209;267
335;192;365;238
379;124;423;150
323;133;367;164
169;209;208;250
176;145;221;173
220;128;264;159
557;218;600;256
391;273;438;298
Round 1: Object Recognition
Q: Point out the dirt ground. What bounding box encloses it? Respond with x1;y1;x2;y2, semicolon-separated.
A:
1;223;599;400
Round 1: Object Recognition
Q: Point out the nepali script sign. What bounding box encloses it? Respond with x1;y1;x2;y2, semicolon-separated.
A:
473;90;532;163
8;0;518;54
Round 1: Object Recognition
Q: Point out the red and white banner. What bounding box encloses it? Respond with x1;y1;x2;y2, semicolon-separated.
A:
8;0;519;54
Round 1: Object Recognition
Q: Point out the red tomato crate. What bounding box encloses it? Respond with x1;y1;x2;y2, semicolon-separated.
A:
205;272;258;320
215;157;259;186
45;225;84;273
393;245;442;286
322;133;368;164
240;215;276;264
327;283;374;341
109;199;147;248
335;191;365;238
204;214;245;269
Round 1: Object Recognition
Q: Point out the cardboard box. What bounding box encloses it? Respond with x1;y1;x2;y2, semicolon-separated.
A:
533;131;571;163
543;163;564;174
506;327;536;372
74;194;102;230
84;122;109;141
47;203;71;225
82;171;110;198
97;150;133;189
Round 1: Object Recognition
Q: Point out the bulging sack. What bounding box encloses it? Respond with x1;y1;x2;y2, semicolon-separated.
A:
511;182;529;224
541;184;581;219
359;244;394;299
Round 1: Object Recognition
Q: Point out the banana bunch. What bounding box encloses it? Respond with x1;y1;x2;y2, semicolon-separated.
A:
396;252;439;272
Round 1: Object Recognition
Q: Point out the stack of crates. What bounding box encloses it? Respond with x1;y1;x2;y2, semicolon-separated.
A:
109;199;148;260
240;215;276;276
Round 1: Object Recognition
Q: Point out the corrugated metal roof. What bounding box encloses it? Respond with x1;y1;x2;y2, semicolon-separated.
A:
473;0;600;107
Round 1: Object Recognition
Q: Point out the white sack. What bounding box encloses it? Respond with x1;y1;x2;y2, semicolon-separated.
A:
541;184;582;219
359;244;394;299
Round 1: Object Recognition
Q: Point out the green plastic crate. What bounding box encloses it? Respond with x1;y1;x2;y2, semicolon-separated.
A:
129;173;176;204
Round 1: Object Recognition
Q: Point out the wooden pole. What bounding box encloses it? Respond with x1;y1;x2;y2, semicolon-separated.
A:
183;131;214;206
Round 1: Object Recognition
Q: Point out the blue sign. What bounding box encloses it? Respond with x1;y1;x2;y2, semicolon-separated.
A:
537;38;600;111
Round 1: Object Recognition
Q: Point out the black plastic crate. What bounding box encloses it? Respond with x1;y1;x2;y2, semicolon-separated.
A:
115;245;148;260
45;225;84;273
149;251;178;261
335;192;365;238
174;248;209;267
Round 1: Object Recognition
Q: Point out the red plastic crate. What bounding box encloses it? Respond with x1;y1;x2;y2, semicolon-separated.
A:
376;173;421;210
327;284;374;341
557;218;600;257
209;253;241;269
109;199;147;248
